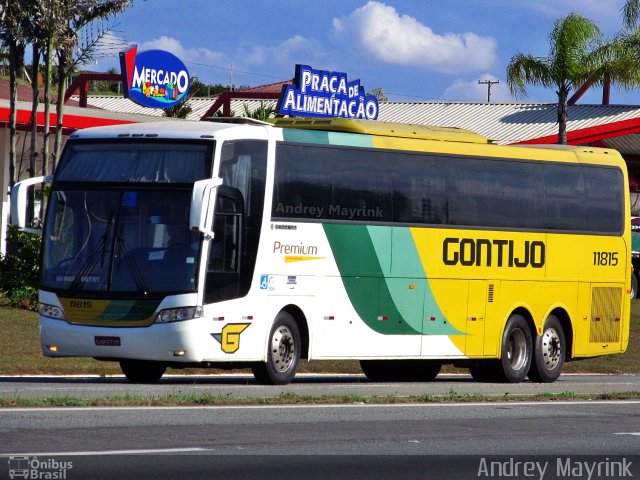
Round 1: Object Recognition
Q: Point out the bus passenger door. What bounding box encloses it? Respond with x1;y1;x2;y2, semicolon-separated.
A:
204;188;243;304
204;140;267;304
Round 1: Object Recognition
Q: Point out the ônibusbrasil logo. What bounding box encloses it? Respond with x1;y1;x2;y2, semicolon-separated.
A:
119;45;190;109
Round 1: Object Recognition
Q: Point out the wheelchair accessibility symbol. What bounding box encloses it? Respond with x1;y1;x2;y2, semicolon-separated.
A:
260;275;269;290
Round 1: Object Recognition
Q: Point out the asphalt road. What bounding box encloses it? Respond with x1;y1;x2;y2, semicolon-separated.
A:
1;401;640;479
0;373;639;400
1;373;639;479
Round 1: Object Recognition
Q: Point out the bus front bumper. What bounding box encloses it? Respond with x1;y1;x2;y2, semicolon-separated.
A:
39;316;234;363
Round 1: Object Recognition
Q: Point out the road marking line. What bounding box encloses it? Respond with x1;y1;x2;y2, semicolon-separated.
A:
3;399;640;414
0;448;209;457
614;432;640;436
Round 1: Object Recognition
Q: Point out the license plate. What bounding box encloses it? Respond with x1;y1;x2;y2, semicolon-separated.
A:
94;336;121;346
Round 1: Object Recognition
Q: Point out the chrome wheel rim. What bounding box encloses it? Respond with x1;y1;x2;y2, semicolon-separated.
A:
270;325;295;373
506;328;528;371
541;327;562;370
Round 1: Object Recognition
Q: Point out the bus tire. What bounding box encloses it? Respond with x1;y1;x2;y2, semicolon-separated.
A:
360;360;441;382
119;360;166;383
408;361;441;381
360;360;392;381
527;315;565;383
495;314;533;383
468;362;501;382
252;311;300;385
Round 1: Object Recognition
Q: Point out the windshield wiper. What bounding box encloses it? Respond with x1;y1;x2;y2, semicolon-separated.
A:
68;234;108;293
114;235;149;297
68;214;114;294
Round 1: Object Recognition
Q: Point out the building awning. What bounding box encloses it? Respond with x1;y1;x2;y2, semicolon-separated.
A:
0;99;169;135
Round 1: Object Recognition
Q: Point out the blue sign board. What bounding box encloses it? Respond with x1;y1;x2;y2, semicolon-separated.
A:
119;46;190;109
276;64;379;120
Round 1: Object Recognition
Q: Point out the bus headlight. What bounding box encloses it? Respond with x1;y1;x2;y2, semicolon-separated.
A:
154;306;202;324
38;303;66;320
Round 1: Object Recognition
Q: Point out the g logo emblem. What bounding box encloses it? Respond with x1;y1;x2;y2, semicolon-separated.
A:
213;323;251;354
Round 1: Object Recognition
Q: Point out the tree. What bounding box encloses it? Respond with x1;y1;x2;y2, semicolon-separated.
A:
163;100;192;119
242;101;274;121
507;14;603;144
0;0;29;186
0;1;134;181
367;87;388;102
51;1;133;173
623;0;640;29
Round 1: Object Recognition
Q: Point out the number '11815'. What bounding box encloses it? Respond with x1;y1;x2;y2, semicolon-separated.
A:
593;251;618;266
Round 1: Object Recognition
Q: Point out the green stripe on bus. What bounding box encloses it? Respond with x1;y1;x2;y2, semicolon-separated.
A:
282;128;373;147
390;228;461;335
323;224;461;335
97;299;160;321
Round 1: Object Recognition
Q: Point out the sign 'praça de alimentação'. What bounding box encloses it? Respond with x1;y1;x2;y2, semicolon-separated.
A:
276;64;379;120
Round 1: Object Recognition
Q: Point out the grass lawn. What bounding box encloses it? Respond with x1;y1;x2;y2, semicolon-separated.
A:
1;300;638;376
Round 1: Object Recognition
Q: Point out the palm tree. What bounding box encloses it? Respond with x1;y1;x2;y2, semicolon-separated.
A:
51;0;133;170
0;0;31;186
507;14;603;144
568;2;640;106
242;101;274;121
163;100;193;119
623;0;640;29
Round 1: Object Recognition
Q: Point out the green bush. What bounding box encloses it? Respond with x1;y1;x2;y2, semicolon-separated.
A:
0;226;40;309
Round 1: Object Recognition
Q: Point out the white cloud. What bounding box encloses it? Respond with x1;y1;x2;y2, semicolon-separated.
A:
443;75;513;103
332;1;497;74
516;0;622;29
105;35;328;87
239;35;327;68
139;36;228;66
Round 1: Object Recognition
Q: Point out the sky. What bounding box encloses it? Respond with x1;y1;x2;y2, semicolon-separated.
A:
88;0;640;105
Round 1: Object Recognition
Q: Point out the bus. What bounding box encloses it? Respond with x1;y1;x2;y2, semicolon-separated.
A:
13;117;631;385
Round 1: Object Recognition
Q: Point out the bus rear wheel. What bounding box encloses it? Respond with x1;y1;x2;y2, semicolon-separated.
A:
497;314;533;383
119;360;166;383
528;315;565;383
470;314;532;383
360;360;441;382
252;312;300;385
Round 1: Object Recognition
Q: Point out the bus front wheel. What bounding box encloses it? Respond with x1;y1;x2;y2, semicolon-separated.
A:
527;315;565;383
252;312;300;385
119;360;166;383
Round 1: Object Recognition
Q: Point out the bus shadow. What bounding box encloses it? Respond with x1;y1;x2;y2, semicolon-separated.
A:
0;373;478;385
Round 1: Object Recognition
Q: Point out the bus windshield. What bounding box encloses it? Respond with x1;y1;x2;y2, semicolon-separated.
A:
42;189;200;295
41;141;213;296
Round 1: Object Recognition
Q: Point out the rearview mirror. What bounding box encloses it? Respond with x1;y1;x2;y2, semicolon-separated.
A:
190;177;223;238
10;175;52;231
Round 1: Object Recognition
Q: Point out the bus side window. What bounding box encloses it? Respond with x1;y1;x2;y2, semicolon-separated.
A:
209;190;243;273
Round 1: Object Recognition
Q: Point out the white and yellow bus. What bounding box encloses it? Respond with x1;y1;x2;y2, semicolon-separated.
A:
16;117;630;384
